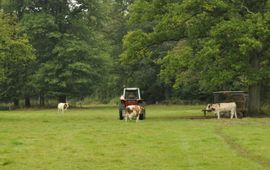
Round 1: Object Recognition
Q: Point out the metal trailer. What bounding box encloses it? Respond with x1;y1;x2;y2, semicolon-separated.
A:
213;91;249;117
203;91;249;117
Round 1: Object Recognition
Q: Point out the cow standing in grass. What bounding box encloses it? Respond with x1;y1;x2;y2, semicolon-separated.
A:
125;105;144;122
58;103;69;113
206;102;237;119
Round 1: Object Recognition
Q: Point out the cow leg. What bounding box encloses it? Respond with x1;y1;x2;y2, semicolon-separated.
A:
129;112;135;120
129;113;133;120
217;112;220;119
234;110;237;119
230;110;237;119
136;114;140;122
125;111;129;122
125;114;128;122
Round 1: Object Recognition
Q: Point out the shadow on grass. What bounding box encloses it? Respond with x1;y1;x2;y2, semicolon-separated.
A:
148;113;270;121
0;159;13;167
248;112;270;118
148;115;217;121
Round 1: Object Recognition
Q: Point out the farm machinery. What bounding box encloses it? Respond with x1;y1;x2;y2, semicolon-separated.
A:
118;87;145;120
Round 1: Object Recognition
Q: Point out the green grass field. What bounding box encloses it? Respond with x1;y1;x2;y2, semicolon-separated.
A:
0;105;270;170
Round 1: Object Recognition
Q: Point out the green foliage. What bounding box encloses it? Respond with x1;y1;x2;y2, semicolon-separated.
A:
120;0;182;101
119;0;270;105
13;0;111;101
38;35;105;97
121;30;152;64
0;12;35;102
159;41;193;88
1;0;270;105
157;1;270;91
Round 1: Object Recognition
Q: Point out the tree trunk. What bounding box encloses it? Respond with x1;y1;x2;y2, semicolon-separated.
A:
248;83;261;115
13;99;19;107
39;94;45;107
248;54;261;116
261;82;270;105
164;86;171;101
25;96;31;108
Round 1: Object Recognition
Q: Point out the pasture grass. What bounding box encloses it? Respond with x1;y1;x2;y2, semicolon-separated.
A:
0;105;270;170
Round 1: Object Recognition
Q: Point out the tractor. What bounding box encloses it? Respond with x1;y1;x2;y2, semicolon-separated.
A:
118;87;145;120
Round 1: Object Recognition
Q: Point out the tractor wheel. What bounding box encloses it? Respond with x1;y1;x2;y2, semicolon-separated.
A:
138;101;145;107
138;102;145;120
119;110;124;120
118;103;125;120
237;112;243;118
139;110;145;120
242;111;248;117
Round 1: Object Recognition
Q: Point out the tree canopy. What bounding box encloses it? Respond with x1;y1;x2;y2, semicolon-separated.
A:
120;0;270;113
0;12;35;105
0;0;269;114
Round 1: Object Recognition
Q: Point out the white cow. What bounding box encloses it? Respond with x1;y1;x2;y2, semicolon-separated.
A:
58;103;69;113
125;105;144;122
206;102;237;119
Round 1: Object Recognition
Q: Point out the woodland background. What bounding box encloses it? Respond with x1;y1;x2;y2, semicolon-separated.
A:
0;0;270;114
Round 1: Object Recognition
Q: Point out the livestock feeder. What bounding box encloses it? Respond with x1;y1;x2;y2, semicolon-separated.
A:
203;91;249;118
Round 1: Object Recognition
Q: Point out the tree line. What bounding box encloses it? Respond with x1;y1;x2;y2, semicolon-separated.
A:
0;0;269;114
0;0;117;106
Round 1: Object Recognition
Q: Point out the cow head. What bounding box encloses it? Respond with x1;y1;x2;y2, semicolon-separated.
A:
125;106;133;113
206;104;215;111
138;106;145;114
64;103;69;110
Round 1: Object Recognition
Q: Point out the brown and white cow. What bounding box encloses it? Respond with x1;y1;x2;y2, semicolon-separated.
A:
206;102;237;119
125;105;144;122
58;103;69;113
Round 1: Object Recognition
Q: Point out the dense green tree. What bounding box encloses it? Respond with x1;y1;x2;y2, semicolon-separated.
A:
18;0;110;103
0;12;35;106
121;0;270;112
94;0;134;102
1;0;269;109
120;0;179;102
158;0;270;114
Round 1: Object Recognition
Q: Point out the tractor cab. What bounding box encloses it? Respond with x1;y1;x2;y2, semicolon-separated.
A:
121;88;142;106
